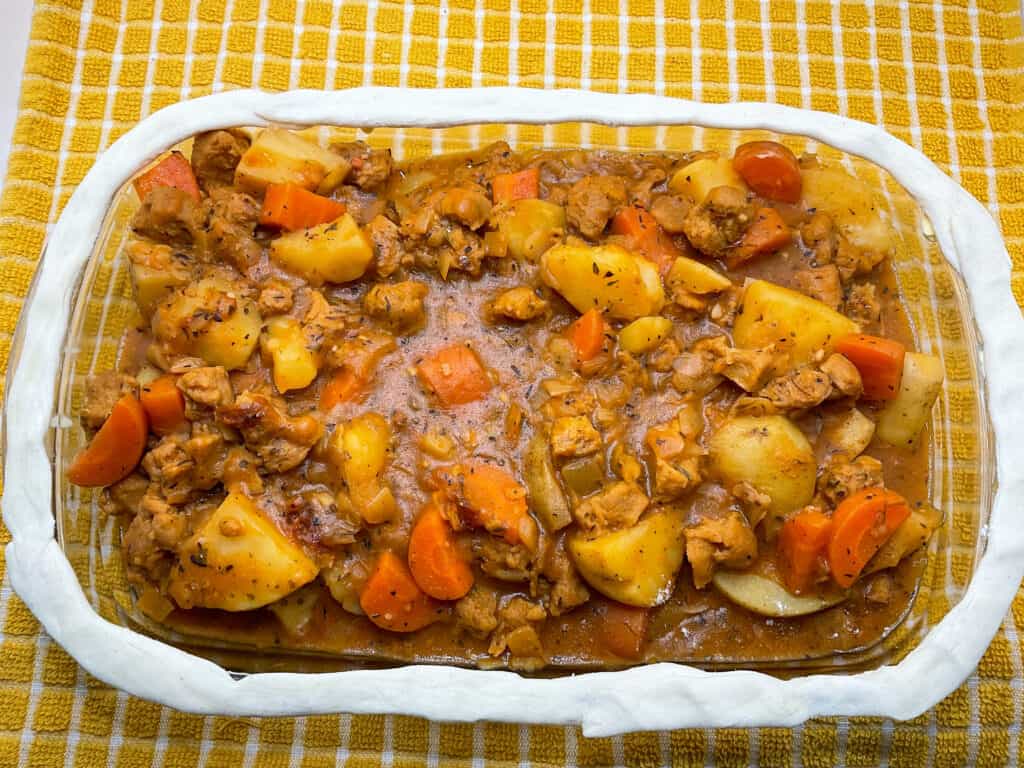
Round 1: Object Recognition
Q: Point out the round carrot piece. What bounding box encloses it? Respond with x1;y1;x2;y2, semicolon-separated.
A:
835;333;906;401
777;507;833;595
827;487;911;588
408;504;474;600
461;462;533;548
733;141;803;203
139;375;186;435
67;394;149;487
568;308;607;365
359;551;442;633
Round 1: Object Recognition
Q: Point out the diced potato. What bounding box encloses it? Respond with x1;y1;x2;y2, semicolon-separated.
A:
876;352;944;448
167;493;319;611
153;277;263;370
711;571;847;617
270;212;373;285
666;255;732;295
540;243;665;320
235;128;349;194
261;316;319;393
499;199;566;261
820;408;876;458
568;509;686;607
419;430;456;460
802;166;896;257
864;503;942;574
126;240;193;318
523;433;572;531
668;155;749;203
732;279;859;366
708;415;817;527
619;316;673;355
327;413;396;523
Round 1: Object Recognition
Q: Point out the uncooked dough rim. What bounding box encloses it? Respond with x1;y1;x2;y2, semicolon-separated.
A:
3;88;1022;736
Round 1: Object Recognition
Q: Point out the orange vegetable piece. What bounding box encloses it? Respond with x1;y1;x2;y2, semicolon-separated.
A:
259;182;347;231
835;333;906;401
359;551;442;633
777;508;833;595
133;151;200;202
67;395;149;488
320;368;363;411
568;308;607;365
416;344;492;407
732;141;803;203
139;375;186;436
462;462;532;547
596;601;650;660
729;207;792;268
408;503;475;600
828;488;911;588
610;204;680;275
491;167;540;204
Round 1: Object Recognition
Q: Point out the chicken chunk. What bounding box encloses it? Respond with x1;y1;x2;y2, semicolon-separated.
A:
845;282;882;325
566;175;628;239
650;194;692;234
671;336;728;396
439;184;493;231
759;367;832;411
720;345;782;392
685;510;758;588
454;584;500;638
550;416;603;458
81;372;140;430
132;186;200;247
363;281;428;332
542;537;590;616
572;481;650;533
800;211;837;265
176;366;233;408
820;353;863;399
190;129;250;191
490;286;548;322
794;265;842;310
474;536;534;582
196;188;263;273
332;140;393;190
257;280;294;316
834;237;886;282
817;455;884;506
217;392;323;473
488;597;547;664
681;186;754;259
366;214;406;277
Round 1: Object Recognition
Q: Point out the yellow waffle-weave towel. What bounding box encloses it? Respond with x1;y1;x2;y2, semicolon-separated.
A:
1;1;1023;766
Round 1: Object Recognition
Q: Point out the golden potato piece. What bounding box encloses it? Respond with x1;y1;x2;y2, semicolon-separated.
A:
270;212;374;285
668;155;748;203
235;128;349;194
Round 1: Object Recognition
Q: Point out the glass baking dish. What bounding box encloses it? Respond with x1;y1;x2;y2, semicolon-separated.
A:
47;118;992;678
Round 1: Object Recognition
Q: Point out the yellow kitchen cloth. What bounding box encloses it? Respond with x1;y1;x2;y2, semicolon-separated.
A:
1;0;1022;766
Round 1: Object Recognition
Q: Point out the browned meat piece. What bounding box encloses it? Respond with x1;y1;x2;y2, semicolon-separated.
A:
644;413;704;501
731;481;771;529
820;353;863;399
438;184;492;231
365;214;406;277
648;337;680;373
454;584;500;638
542;536;590;616
628;167;668;209
681;186;754;259
490;286;548;322
285;488;360;549
834;237;886;282
539;389;597;420
566;175;628;239
257;280;294;316
196;188;262;272
190;129;250;191
488;597;546;664
81;372;139;429
363;281;428;332
123;491;187;583
818;455;884;506
222;445;263;495
549;415;602;458
331;140;393;190
800;211;837;265
185;424;228;490
105;473;150;516
845;282;882;325
572;481;649;533
132;186;200;247
217;392;323;473
708;285;743;327
729;395;776;418
685;510;758;588
759;367;832;411
720;346;782;392
323;327;396;379
474;535;534;582
176;366;233;407
794;265;842;310
439;226;488;277
650;194;692;234
302;291;349;354
670;335;728;396
141;436;195;504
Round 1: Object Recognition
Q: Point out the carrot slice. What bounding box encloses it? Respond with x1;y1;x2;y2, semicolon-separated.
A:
68;395;149;487
320;368;363;411
777;508;833;595
359;551;442;633
732;141;802;203
408;503;475;600
596;601;649;660
416;344;492;407
259;182;347;231
835;333;906;401
133;152;201;202
139;375;186;436
827;487;911;588
729;207;792;268
568;308;607;365
491;168;540;204
610;204;680;275
461;462;534;548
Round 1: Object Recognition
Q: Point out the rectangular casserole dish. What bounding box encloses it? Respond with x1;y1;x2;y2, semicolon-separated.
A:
4;88;1023;735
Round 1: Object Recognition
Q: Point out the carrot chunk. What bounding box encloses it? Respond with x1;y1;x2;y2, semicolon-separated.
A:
491;168;540;204
360;551;442;633
67;395;149;487
835;333;906;401
777;508;833;595
416;344;492;407
729;207;792;268
408;503;475;600
732;141;803;203
827;488;911;588
133;151;201;202
596;601;650;660
611;204;680;275
259;182;347;231
568;308;607;365
461;462;535;549
319;368;363;411
139;375;186;436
